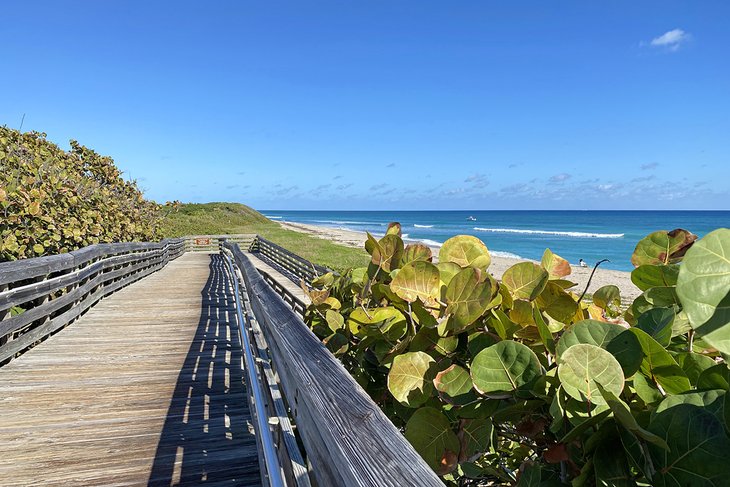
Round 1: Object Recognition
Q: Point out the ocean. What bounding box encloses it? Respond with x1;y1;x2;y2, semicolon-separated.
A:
259;210;729;271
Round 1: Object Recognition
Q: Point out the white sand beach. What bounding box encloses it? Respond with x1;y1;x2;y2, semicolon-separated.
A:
280;221;643;302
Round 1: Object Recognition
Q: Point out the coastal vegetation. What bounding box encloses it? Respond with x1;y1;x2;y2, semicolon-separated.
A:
0;127;161;261
304;224;730;485
161;202;368;271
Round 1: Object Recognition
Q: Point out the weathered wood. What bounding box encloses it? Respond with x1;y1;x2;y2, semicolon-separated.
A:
0;253;260;486
0;239;184;364
252;237;329;285
225;242;444;487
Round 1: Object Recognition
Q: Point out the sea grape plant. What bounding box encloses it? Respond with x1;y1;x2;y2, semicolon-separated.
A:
303;223;730;486
0;127;162;261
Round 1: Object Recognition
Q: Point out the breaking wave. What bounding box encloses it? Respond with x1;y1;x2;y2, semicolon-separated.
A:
414;224;434;228
473;227;624;238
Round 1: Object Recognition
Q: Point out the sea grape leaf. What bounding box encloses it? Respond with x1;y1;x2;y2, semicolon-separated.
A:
654;390;725;425
471;340;542;394
502;262;549;301
675;352;717;386
593;446;635;487
325;309;344;332
631;228;697;267
696;363;730;391
533;307;556;355
558;344;624;406
676;228;730;355
372;233;403;272
402;243;432;264
458;418;493;462
388;351;437;407
636;307;674;347
445;267;492;332
631;264;679;292
434;364;473;398
347;307;407;340
536;281;577;323
556;320;642;377
389;261;440;304
437;261;462;288
324;331;349;355
629;328;691;394
404;407;460;474
597;384;668;450
541;248;571;279
467;332;497;358
386;221;402;236
439;235;491;271
593;285;621;312
647;404;730;487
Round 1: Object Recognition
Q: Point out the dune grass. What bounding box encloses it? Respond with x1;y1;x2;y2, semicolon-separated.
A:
160;202;368;271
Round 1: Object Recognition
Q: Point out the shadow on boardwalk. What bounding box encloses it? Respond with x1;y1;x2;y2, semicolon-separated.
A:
148;254;260;486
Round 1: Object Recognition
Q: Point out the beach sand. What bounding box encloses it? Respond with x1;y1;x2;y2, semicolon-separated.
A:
280;221;643;302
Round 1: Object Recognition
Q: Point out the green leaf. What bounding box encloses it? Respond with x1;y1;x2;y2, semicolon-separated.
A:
534;306;556;355
597;384;668;450
558;344;624;406
402;243;432;264
389;261;440;304
325;309;344;332
434;364;473;398
676;352;717;386
404;407;460;474
502;262;549;301
593;285;621;312
439;235;491;270
437;262;462;288
676;228;730;355
372;233;404;272
387;351;437;407
696;363;730;391
541;248;571;279
655;390;725;425
636;307;674;347
536;281;577;322
471;340;542;394
445;267;493;332
593;445;636;487
647;404;730;486
458;418;493;462
556;320;642;377
631;264;679;292
629;328;691;394
347;307;407;340
631;228;697;267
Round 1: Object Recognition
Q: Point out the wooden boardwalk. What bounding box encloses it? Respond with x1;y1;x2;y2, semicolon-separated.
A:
0;253;260;486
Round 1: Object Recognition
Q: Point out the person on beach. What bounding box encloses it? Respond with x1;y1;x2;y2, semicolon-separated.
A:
579;259;588;268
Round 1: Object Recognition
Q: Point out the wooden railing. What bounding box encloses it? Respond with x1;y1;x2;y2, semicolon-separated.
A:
0;238;185;364
251;236;329;285
223;241;443;487
184;234;256;253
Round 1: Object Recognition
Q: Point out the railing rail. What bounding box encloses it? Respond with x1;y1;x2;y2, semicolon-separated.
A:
184;234;256;253
223;241;444;487
251;236;329;285
0;238;185;364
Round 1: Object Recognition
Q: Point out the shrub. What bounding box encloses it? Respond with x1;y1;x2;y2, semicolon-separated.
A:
0;127;161;261
304;223;730;486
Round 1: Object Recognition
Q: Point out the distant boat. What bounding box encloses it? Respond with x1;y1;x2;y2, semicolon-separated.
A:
467;216;477;221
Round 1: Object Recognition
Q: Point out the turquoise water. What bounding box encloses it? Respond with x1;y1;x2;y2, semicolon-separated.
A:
259;210;729;271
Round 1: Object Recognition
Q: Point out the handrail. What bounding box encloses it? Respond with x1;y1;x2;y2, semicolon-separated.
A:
223;241;444;487
223;252;285;487
252;236;330;285
0;238;185;364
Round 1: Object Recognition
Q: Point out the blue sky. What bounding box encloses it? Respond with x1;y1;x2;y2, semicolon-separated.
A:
2;1;728;210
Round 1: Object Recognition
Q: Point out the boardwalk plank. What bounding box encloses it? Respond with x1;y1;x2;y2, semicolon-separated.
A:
0;253;260;486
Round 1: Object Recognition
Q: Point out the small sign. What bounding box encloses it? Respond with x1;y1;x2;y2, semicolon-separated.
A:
194;238;211;245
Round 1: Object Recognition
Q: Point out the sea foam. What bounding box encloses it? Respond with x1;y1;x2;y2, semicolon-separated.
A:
414;224;434;228
473;227;624;238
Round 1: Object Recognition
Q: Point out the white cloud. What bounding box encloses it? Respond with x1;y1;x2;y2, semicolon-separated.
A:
649;29;690;51
549;173;571;183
